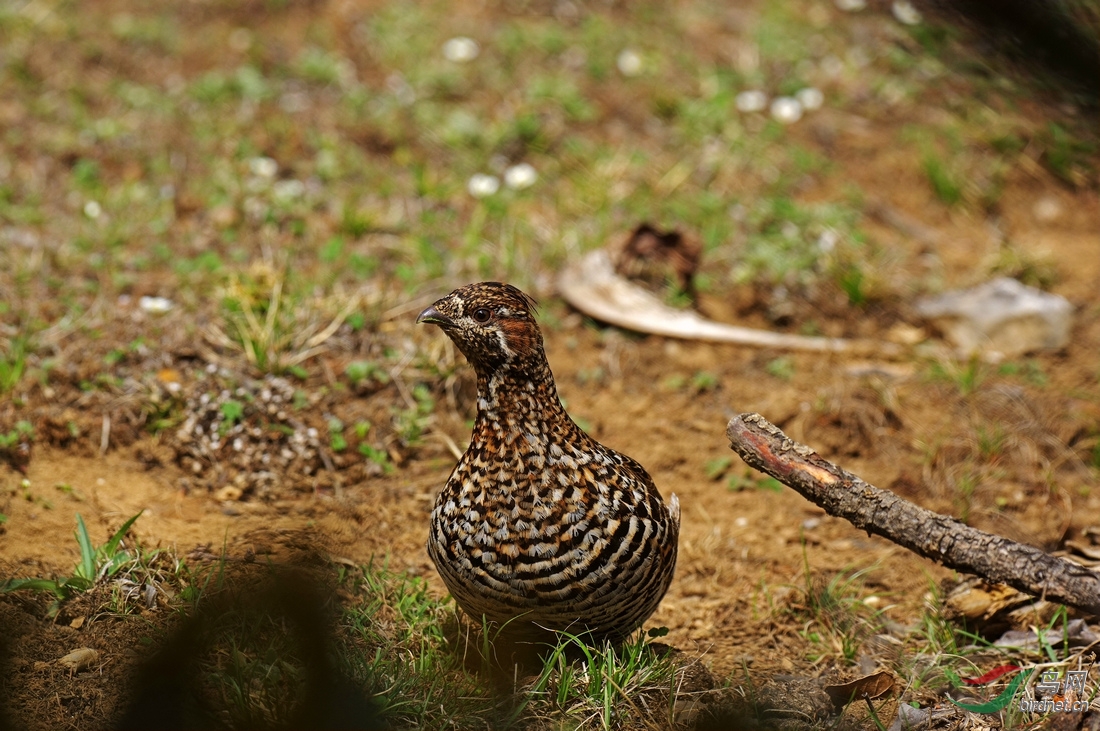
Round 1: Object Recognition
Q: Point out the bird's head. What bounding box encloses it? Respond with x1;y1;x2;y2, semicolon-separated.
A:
416;282;544;376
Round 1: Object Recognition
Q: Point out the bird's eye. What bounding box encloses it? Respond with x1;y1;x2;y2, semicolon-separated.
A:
472;308;492;324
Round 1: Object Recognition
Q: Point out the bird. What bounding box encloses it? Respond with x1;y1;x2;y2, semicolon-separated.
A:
416;281;680;644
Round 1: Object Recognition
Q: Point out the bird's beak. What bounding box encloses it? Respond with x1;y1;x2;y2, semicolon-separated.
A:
416;304;453;327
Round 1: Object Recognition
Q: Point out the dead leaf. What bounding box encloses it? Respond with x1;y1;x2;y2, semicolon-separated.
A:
156;368;182;385
57;648;98;672
944;579;1025;620
1064;539;1100;563
824;671;894;708
69;616;85;630
214;486;243;502
558;248;900;355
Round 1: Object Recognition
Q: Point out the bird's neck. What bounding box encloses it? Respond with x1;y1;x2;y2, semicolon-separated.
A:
473;356;568;436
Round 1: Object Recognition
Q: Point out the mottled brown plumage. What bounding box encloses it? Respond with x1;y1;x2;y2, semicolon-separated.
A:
417;282;680;642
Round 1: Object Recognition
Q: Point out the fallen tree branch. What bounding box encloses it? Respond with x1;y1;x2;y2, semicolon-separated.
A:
726;412;1100;615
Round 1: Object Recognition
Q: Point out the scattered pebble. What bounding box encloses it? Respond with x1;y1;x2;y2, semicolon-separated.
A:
802;518;821;530
249;156;278;179
503;163;538;190
835;0;866;10
892;0;922;25
442;36;480;62
796;87;824;111
1033;196;1063;223
83;200;102;219
616;48;643;77
467;173;500;198
735;90;768;113
173;373;325;499
272;179;305;201
139;296;174;314
770;96;803;124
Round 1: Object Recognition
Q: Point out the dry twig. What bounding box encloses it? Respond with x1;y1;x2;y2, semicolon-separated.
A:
726;412;1100;615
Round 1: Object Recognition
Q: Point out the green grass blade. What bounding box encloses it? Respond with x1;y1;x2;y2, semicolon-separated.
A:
102;510;144;557
0;577;68;598
74;514;96;582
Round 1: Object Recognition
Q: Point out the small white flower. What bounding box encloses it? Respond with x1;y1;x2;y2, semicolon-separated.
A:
770;96;803;124
795;87;824;111
892;0;922;25
616;48;643;77
467;173;500;198
83;200;102;219
503;163;538;190
735;90;768;113
139;296;174;314
249;156;278;179
443;37;480;62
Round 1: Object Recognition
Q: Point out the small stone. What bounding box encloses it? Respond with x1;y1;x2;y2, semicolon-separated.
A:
1033;196;1063;223
249;156;278;179
914;277;1073;358
272;179;305;201
795;87;824;111
835;0;866;10
83;201;102;219
892;0;922;25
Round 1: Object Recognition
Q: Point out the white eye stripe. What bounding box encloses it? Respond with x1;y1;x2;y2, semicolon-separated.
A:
495;329;513;357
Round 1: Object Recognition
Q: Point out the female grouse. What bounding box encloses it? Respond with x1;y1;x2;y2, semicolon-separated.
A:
417;281;679;642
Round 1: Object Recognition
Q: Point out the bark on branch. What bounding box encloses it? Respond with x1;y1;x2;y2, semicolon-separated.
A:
726;412;1100;615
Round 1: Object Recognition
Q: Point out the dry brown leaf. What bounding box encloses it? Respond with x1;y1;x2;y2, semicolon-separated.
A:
57;648;99;672
558;248;900;355
944;579;1026;620
824;670;894;708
